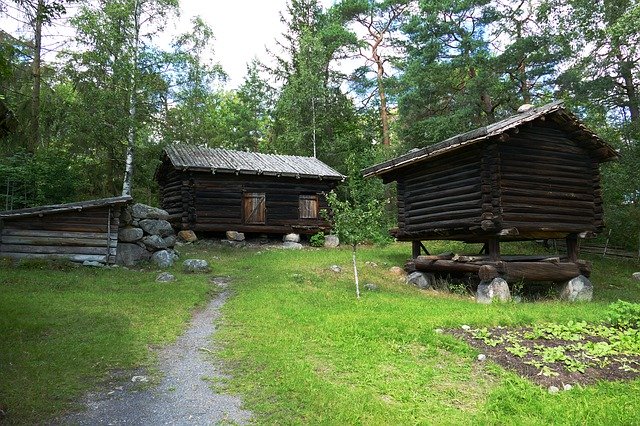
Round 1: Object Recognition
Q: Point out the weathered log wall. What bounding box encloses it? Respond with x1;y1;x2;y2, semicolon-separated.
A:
160;170;336;234
0;207;120;263
395;147;483;240
498;125;600;238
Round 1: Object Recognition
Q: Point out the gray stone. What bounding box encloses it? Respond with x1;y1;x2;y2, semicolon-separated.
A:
178;230;198;242
139;219;174;237
461;325;471;331
226;231;245;242
282;242;303;249
476;277;511;304
120;206;133;225
477;354;486;361
559;275;593;302
142;235;168;250
163;235;177;248
152;250;174;268
406;271;435;290
167;249;180;261
364;283;378;291
563;384;573;391
118;226;143;243
435;328;444;334
324;234;340;248
283;233;300;243
132;203;169;220
183;259;211;273
82;260;104;267
116;243;151;266
365;261;378;267
330;265;342;273
632;272;640;281
548;386;560;394
131;375;149;383
156;272;176;282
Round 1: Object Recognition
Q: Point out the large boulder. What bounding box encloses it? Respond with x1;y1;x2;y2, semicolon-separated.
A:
632;272;640;281
163;235;177;247
406;271;435;290
116;243;151;266
132;203;169;220
324;235;340;248
151;250;174;268
183;259;211;273
559;275;593;302
283;233;300;243
178;230;198;243
118;226;143;243
476;277;511;304
226;231;245;242
139;219;174;237
142;235;168;251
120;207;133;226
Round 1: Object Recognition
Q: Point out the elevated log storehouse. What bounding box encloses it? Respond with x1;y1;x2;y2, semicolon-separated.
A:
155;145;344;235
362;102;618;283
0;196;131;264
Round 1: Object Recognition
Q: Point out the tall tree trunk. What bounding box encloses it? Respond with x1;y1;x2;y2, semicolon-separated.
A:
122;0;140;197
375;55;390;147
30;0;43;152
618;53;639;123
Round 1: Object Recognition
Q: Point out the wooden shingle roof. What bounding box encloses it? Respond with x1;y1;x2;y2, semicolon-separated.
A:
363;101;618;178
163;145;344;180
0;196;132;219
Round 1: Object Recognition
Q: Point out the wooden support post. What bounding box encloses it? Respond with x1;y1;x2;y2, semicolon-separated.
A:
411;241;427;259
412;241;420;259
566;234;578;262
487;238;501;261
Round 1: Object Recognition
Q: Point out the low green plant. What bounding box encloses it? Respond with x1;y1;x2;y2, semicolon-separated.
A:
607;300;640;329
309;232;325;247
506;342;530;358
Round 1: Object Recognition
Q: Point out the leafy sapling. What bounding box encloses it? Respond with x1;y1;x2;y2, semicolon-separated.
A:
324;191;389;299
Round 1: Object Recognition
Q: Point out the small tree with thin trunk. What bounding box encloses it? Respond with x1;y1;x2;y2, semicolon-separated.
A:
325;190;389;298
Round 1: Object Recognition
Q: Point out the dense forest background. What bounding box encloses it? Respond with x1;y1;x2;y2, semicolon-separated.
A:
0;0;638;247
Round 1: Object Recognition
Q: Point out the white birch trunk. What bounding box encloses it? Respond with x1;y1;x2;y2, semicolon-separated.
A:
122;0;140;197
352;245;360;299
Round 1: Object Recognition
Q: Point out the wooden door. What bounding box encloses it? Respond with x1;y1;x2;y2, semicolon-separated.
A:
243;193;266;224
299;194;319;219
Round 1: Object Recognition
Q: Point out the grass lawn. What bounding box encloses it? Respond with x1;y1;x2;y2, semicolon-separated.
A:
0;259;214;424
2;241;640;424
187;241;640;425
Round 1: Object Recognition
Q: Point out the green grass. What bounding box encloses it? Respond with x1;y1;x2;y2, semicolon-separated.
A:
190;241;640;425
2;242;640;424
0;259;214;424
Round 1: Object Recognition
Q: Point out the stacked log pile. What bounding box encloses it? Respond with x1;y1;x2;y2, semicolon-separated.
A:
407;253;591;283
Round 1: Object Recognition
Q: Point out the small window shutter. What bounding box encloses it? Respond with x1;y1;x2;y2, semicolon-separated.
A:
299;195;319;219
243;193;266;224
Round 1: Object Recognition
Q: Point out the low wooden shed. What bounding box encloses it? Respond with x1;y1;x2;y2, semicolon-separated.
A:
0;196;131;264
155;145;344;234
362;101;618;282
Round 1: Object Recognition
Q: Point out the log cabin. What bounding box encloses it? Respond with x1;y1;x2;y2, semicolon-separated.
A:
0;196;131;264
155;145;344;235
362;101;618;282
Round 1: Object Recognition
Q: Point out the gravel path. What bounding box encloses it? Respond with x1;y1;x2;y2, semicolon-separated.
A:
60;288;252;425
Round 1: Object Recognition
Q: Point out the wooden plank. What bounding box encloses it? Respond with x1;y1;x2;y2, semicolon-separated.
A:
1;244;116;255
1;229;116;239
1;236;116;247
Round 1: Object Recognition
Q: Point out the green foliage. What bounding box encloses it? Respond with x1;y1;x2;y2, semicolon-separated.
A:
608;300;640;330
0;148;86;209
325;190;390;248
309;231;325;247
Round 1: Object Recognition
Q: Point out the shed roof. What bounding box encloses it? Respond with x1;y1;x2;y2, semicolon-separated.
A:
363;101;618;178
162;145;344;180
0;196;132;219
